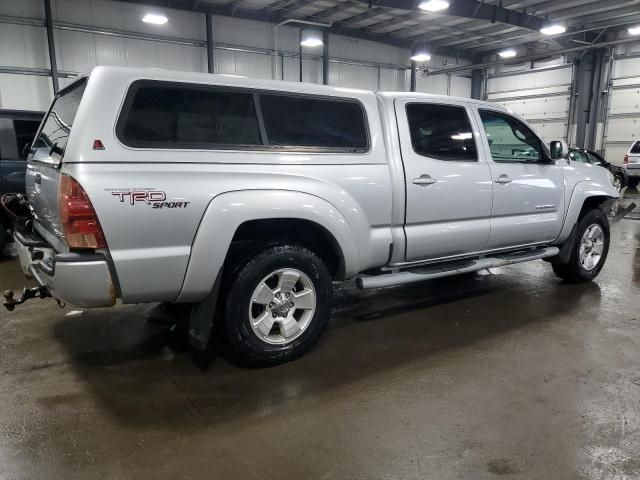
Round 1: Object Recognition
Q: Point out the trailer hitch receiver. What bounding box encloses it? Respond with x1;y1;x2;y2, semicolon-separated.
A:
3;286;51;311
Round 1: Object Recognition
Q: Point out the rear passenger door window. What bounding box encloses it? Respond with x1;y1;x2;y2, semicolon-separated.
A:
118;82;261;148
406;103;478;161
259;94;368;151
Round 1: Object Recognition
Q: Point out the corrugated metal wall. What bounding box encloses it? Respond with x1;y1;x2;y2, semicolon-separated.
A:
0;0;472;110
486;60;573;143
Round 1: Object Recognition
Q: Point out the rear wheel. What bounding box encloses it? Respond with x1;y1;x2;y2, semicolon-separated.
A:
221;243;332;367
552;209;609;283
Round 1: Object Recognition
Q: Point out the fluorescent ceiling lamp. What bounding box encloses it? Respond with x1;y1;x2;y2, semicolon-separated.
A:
410;53;431;62
498;48;517;58
540;24;566;35
300;29;323;47
418;0;450;12
629;26;640;35
142;13;168;25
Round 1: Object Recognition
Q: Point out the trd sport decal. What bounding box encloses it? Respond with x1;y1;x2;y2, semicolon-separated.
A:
105;188;190;209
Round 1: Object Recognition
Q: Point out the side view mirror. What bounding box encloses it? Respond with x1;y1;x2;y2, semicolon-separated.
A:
549;140;569;160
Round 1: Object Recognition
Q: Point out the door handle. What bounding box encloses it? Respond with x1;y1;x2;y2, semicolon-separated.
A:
494;174;512;184
34;173;41;185
412;174;437;186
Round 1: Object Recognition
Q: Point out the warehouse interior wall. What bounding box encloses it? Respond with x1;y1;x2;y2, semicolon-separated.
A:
0;0;472;111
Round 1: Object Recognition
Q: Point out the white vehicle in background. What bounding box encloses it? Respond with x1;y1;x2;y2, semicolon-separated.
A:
3;67;619;367
624;140;640;189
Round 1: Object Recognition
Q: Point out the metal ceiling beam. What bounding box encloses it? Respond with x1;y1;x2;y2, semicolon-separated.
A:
310;2;366;22
365;0;549;32
426;35;640;76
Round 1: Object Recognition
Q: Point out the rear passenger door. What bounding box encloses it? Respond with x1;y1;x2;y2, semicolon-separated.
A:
395;99;493;262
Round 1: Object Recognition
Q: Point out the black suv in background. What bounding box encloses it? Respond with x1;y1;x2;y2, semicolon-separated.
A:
0;110;43;254
568;148;627;192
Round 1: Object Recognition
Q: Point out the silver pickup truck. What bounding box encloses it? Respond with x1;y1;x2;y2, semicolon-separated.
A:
5;66;619;366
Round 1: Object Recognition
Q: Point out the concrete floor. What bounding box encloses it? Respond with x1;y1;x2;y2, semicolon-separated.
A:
1;199;640;480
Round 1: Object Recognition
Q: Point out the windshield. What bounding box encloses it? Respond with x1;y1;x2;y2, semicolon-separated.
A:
32;79;86;163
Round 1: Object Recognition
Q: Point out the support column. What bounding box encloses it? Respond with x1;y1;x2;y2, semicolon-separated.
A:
44;0;59;93
410;61;417;92
471;68;483;100
322;30;329;85
205;13;214;74
573;51;597;148
586;48;607;150
299;30;303;82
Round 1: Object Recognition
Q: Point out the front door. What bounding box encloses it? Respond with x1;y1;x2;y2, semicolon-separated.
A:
473;108;565;250
395;98;493;262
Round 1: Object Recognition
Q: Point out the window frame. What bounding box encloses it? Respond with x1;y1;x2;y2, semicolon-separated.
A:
405;102;479;162
116;80;371;154
478;108;551;165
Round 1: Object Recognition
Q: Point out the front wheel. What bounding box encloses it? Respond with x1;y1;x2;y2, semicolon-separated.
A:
552;209;610;283
221;243;332;367
628;177;639;189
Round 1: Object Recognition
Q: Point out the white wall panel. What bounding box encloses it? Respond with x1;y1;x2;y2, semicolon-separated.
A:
416;74;448;95
0;74;52;110
450;76;471;97
379;68;406;91
0;0;43;18
0;24;49;69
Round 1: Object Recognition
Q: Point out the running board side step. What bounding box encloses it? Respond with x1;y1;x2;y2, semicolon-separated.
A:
355;247;560;290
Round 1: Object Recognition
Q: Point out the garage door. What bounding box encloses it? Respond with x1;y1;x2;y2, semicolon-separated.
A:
602;56;640;165
486;65;573;143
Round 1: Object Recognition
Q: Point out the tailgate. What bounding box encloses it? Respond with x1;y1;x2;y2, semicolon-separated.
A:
26;79;87;250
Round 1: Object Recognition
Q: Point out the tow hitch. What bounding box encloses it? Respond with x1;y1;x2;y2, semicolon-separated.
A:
3;286;52;311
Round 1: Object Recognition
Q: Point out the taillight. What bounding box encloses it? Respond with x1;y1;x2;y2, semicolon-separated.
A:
624;155;629;165
59;174;107;249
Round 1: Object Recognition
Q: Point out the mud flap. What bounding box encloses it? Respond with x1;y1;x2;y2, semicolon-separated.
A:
188;271;222;351
547;224;577;265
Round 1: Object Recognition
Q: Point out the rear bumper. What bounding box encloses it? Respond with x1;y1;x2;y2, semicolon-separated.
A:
625;167;640;178
15;225;116;308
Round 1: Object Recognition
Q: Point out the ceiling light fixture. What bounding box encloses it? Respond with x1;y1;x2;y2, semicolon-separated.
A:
629;26;640;35
300;28;323;47
540;23;566;35
411;42;431;62
417;0;450;13
142;13;168;25
410;52;431;62
498;48;517;58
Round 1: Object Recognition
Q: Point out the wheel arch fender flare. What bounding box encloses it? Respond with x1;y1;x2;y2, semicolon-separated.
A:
176;189;360;303
555;180;616;245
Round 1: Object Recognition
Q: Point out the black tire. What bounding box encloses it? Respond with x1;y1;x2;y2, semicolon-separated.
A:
628;177;639;189
221;243;332;367
552;209;610;283
614;174;625;192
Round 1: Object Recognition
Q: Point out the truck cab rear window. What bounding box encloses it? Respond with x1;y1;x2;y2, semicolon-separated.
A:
631;141;640;154
118;82;261;148
259;95;368;151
